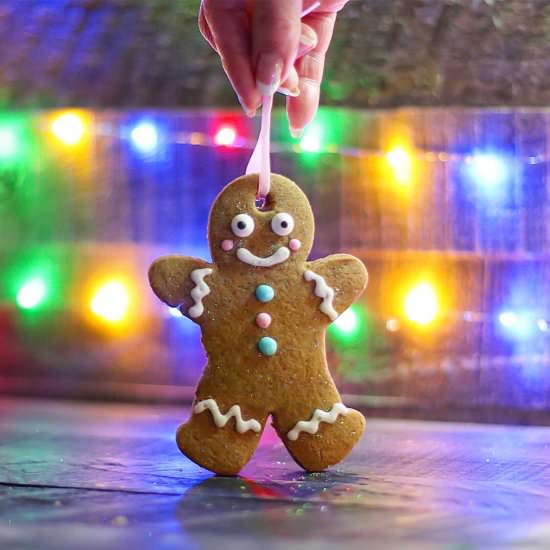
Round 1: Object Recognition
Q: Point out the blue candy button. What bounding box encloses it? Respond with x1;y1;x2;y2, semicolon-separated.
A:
255;284;275;303
258;336;277;356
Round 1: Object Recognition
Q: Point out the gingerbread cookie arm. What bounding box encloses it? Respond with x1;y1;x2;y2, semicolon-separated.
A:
305;254;368;321
148;255;215;321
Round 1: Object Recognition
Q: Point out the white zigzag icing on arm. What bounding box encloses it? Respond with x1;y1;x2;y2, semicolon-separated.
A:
194;398;262;434
287;403;350;441
188;268;213;318
304;269;338;321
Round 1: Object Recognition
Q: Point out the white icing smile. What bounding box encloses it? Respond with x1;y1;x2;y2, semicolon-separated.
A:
237;246;290;267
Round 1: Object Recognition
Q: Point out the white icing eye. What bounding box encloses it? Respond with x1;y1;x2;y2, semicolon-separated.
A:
271;212;294;236
231;213;255;238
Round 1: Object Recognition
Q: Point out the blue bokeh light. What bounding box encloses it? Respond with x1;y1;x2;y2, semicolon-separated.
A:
498;310;538;340
468;153;509;188
130;121;159;154
498;311;517;328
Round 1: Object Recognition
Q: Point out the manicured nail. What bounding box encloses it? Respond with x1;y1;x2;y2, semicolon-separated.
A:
298;33;318;57
300;33;317;49
237;96;257;118
290;127;303;138
277;86;300;97
256;53;282;96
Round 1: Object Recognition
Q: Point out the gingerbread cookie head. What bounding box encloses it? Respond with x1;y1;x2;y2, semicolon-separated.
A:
208;174;314;270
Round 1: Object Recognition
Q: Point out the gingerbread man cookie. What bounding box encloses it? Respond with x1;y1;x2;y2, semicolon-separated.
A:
149;174;368;475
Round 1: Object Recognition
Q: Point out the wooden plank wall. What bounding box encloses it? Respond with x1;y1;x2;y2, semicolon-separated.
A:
0;108;549;419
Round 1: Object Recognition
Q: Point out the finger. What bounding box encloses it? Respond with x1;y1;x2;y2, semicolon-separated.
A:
278;66;300;97
310;0;349;12
277;23;318;97
252;0;302;95
287;12;336;134
198;5;217;51
203;0;261;114
297;22;317;59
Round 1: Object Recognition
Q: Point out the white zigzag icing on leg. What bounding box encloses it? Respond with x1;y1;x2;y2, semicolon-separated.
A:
194;398;262;434
287;403;350;441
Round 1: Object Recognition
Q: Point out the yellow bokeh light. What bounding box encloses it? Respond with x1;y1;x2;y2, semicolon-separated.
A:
90;280;130;323
386;146;413;185
404;282;439;326
51;112;86;145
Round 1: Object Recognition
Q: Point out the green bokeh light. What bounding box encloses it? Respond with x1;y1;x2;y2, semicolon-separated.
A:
0;127;18;159
0;114;32;165
299;123;323;153
328;304;366;346
3;249;71;315
328;303;393;382
16;277;47;309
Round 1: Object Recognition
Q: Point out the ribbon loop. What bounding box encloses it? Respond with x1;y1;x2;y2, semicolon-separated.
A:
246;93;273;200
246;2;321;200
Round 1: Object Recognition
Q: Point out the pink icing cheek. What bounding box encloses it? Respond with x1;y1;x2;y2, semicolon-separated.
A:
256;312;272;329
221;239;234;251
289;239;301;251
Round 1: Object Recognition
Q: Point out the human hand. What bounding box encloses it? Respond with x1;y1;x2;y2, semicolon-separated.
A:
199;0;348;136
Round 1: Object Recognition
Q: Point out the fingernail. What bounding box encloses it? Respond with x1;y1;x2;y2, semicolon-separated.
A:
256;53;282;96
299;34;317;48
290;127;303;138
298;34;317;57
237;96;257;118
277;86;300;97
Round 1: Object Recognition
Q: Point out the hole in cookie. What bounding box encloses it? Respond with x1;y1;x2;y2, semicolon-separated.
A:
255;194;272;211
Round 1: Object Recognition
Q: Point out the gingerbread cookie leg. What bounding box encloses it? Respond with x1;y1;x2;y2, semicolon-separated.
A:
272;399;366;472
176;395;268;476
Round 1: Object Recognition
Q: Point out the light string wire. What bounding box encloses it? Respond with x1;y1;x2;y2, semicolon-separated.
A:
91;125;550;166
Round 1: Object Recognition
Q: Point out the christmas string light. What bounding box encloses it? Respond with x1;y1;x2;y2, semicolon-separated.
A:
130;121;159;154
2;110;548;349
51;112;87;146
16;277;47;310
213;124;238;147
83;115;550;171
0;127;18;159
328;304;366;346
403;282;439;326
386;146;413;186
90;280;130;323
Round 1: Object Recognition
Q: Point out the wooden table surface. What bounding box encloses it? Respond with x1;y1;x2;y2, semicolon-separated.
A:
1;397;549;549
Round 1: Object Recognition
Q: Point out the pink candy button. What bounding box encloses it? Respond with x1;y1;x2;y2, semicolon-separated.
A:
289;239;301;251
221;239;234;251
256;312;272;329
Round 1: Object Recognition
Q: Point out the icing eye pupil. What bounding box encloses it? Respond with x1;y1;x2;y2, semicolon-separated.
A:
237;221;246;230
281;221;288;228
